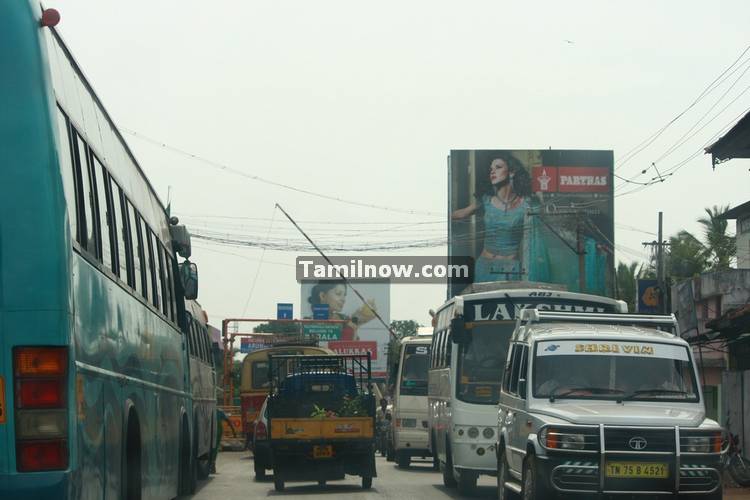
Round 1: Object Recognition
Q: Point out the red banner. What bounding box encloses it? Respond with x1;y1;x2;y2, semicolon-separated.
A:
327;341;378;360
532;166;559;193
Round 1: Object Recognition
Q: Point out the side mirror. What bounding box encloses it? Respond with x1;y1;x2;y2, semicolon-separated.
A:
180;261;199;300
451;316;468;343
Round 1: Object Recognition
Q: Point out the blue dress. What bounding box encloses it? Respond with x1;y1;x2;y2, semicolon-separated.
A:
474;195;528;282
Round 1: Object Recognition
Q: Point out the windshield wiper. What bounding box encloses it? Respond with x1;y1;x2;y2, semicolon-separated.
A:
549;387;625;402
619;388;689;402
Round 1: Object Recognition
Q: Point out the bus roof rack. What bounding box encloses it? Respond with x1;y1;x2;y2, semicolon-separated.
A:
517;309;678;335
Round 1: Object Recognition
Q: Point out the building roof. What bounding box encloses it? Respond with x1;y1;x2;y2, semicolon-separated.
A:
718;200;750;220
705;110;750;166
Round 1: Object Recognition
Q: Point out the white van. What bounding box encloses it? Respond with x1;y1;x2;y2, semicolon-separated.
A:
391;333;433;468
496;309;725;500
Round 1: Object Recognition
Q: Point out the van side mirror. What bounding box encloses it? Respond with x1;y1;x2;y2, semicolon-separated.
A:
451;316;468;343
180;261;199;299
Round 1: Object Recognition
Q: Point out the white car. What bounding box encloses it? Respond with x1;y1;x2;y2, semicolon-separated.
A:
495;309;724;500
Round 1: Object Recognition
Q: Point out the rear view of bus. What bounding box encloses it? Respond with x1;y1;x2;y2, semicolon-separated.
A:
391;333;432;468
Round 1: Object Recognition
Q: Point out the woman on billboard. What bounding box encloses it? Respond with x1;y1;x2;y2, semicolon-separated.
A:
308;280;378;340
451;153;532;282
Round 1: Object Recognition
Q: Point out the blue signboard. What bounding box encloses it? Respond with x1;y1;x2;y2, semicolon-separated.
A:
277;303;293;319
637;279;660;314
312;304;330;320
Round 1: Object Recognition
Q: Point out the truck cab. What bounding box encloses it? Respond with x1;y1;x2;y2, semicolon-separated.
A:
496;310;724;500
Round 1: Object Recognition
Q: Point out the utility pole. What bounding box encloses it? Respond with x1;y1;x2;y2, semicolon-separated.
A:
577;220;586;292
642;211;670;314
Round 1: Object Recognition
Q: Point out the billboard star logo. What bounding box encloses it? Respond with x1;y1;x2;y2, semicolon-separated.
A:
538;169;551;191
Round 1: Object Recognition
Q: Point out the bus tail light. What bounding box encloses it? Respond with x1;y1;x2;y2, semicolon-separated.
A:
13;347;69;472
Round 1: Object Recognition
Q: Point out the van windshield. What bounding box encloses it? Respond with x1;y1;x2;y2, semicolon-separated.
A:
457;324;513;404
400;344;430;396
533;340;699;402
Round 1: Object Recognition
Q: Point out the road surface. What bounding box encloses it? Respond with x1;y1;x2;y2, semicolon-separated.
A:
184;450;750;500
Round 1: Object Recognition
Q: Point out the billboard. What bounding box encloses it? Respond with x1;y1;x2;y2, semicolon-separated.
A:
636;279;660;314
301;281;390;380
449;149;614;298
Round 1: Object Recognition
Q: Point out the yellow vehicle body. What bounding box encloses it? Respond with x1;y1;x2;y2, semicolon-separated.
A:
270;417;374;440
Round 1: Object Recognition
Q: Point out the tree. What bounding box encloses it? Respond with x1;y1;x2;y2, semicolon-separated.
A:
389;320;421;339
667;230;709;279
615;261;641;312
697;204;736;270
253;321;299;334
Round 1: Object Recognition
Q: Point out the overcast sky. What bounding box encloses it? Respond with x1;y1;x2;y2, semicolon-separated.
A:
53;0;750;327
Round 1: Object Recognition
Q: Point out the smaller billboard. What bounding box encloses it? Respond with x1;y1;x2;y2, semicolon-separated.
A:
277;303;293;319
637;279;660;314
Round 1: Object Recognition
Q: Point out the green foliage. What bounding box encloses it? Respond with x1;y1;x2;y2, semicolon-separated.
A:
668;230;709;279
309;395;367;419
390;320;421;339
697;205;736;271
253;321;300;334
615;261;644;312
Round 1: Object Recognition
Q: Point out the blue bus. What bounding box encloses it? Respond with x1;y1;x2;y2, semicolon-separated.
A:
1;2;206;498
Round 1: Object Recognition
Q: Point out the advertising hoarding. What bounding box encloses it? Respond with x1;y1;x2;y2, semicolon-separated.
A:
301;281;390;380
449;149;614;298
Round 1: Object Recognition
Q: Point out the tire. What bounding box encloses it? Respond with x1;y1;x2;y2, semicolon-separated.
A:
386;441;395;462
178;419;196;496
457;468;478;496
274;477;285;492
497;448;518;500
522;455;553;500
362;476;373;489
254;460;266;480
124;413;142;500
396;450;411;468
728;455;750;487
442;442;457;489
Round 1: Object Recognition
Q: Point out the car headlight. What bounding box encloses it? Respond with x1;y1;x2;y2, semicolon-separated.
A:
483;427;495;439
467;427;479;439
560;434;585;450
684;436;710;453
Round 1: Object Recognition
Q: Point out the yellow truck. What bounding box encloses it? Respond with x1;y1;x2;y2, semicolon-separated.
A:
267;354;377;491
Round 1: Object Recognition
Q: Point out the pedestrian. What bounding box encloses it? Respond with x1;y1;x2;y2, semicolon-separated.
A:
211;408;236;474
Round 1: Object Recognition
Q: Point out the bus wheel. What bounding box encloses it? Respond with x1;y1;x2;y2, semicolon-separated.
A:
396;450;411;468
178;416;197;495
457;469;478;495
442;442;457;488
124;411;142;500
362;476;372;489
196;426;211;479
254;460;267;480
274;477;285;492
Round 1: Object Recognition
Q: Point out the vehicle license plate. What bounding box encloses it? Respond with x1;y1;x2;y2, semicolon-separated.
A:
605;462;668;478
313;445;333;459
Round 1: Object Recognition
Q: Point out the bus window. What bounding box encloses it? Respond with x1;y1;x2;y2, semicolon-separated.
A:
400;344;430;395
156;242;168;317
146;230;160;309
110;181;128;280
163;246;177;322
72;132;98;257
134;214;149;302
124;201;143;297
92;155;113;273
120;197;136;288
56;109;77;241
456;323;512;404
252;360;271;390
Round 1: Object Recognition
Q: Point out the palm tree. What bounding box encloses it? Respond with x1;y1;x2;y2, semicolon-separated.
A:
667;230;709;279
697;205;736;270
615;261;646;312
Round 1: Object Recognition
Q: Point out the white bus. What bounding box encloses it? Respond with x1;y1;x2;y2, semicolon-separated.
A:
391;332;433;468
427;287;626;495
